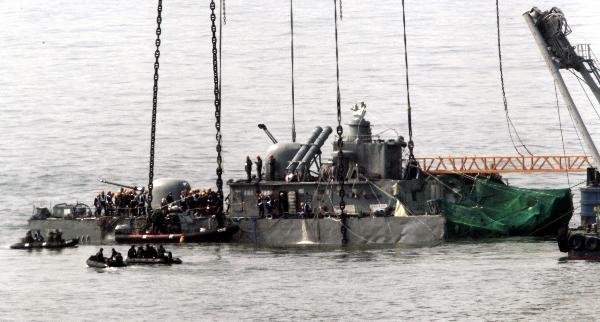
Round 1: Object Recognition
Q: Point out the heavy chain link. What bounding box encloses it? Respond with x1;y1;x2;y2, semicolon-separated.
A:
147;0;163;209
333;0;347;245
211;0;224;225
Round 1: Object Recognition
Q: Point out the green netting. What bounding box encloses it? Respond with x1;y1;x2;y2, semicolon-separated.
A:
441;178;573;237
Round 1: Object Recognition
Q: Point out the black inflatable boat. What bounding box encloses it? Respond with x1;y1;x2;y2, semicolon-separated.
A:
86;256;127;268
125;257;182;265
10;239;79;250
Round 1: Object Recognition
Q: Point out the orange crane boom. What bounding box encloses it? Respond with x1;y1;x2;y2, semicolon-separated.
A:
417;155;592;174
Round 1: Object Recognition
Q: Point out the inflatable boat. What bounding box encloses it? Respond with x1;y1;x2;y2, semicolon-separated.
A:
10;239;79;250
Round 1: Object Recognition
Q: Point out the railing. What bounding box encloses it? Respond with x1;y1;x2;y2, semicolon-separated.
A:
416;155;592;174
575;44;597;62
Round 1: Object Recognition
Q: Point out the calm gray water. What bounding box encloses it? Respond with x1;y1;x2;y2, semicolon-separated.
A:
2;0;600;320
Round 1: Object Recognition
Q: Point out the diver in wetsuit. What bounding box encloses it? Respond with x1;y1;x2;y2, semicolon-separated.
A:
128;245;137;258
157;244;165;258
95;248;105;263
145;244;158;258
110;248;118;260
23;230;34;243
137;246;145;258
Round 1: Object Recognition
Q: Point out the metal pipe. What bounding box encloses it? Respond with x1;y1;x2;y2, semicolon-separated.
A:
524;10;600;169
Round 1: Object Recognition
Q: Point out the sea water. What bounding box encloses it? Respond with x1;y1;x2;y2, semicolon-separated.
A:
1;0;600;319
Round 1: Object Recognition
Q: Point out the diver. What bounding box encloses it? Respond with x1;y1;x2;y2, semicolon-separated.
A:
23;230;34;243
245;156;253;183
255;155;263;181
145;244;158;258
34;230;44;242
157;244;166;258
55;230;63;243
127;245;137;259
47;230;56;243
137;246;145;258
110;248;118;260
114;252;124;265
95;248;105;263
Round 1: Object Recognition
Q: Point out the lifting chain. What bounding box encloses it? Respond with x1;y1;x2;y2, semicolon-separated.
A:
147;0;163;209
211;0;225;227
333;0;347;245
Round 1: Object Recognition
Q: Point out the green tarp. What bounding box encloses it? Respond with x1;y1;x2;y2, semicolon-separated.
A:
441;179;573;237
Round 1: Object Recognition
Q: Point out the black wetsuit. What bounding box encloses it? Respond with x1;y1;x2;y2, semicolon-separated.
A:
128;246;137;258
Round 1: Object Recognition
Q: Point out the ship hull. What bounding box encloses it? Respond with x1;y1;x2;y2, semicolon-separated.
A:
231;215;445;247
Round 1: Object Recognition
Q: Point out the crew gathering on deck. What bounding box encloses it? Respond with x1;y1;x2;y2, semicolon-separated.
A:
91;187;221;218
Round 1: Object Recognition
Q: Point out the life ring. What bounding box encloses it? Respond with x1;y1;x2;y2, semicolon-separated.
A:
568;234;585;251
585;236;600;251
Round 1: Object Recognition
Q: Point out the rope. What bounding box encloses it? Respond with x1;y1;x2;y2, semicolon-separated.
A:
569;70;600;121
401;0;415;160
562;89;589;155
495;0;532;156
555;80;571;186
147;0;163;209
290;0;297;143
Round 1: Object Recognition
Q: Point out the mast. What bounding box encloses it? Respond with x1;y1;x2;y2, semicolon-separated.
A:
523;7;600;169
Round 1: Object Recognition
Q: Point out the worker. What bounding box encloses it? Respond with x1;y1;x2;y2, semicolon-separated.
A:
179;190;188;211
127;245;137;259
257;193;265;217
256;155;263;181
94;194;101;216
99;191;107;216
138;192;147;217
268;155;276;180
245;156;253;183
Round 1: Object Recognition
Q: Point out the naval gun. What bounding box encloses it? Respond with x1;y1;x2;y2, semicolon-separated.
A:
258;124;278;144
98;178;145;193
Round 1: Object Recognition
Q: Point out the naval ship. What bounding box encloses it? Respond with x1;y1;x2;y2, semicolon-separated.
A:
15;3;577;248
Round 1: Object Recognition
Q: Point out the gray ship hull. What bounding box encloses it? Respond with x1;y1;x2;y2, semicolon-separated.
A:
28;215;445;247
232;215;445;247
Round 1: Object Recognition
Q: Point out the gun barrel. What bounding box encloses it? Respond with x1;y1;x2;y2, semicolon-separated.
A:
98;178;142;191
